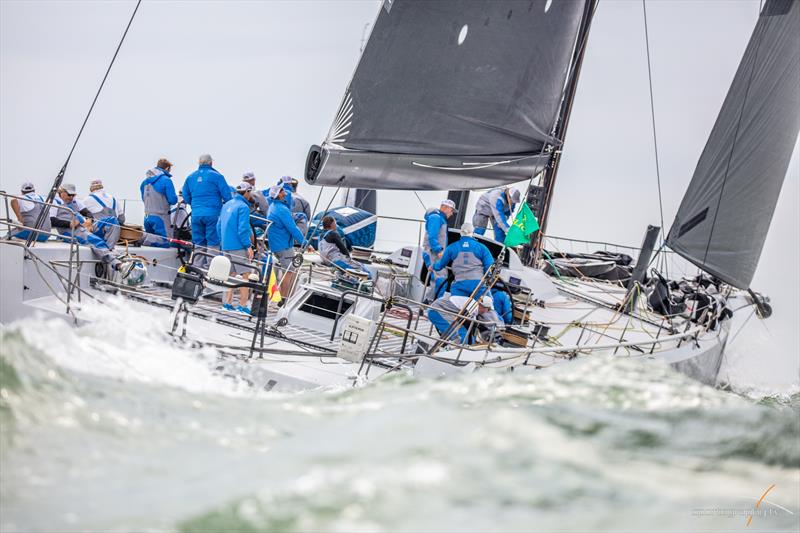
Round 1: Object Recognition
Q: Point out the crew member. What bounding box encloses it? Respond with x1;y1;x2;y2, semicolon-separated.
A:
472;186;521;242
491;281;514;325
266;184;308;296
8;181;50;242
289;177;311;237
242;172;268;228
318;216;371;278
428;293;504;345
422;199;456;302
267;176;294;208
181;154;231;265
217;182;255;314
170;192;191;241
50;183;120;270
83;179;125;249
140;158;178;247
432;222;494;298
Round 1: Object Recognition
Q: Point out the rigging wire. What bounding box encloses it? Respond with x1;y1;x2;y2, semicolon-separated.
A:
27;0;143;246
641;0;667;276
412;191;428;211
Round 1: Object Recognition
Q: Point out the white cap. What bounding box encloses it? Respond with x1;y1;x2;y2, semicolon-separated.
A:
21;181;35;193
279;175;294;185
460;222;474;236
236;181;253;192
441;199;457;211
199;154;213;165
61;183;77;195
268;184;283;199
90;179;103;190
479;294;494;308
242;171;256;182
510;188;521;204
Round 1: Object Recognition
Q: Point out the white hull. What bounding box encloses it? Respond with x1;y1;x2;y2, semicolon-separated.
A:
0;239;734;390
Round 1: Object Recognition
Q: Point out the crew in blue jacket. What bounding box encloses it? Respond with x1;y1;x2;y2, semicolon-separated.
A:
422;199;456;301
140;158;178;247
472;187;521;242
266;176;294;208
181;154;231;263
433;222;494;298
491;282;514;325
217;181;255;314
267;185;307;282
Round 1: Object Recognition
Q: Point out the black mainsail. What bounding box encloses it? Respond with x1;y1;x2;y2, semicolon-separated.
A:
666;0;799;289
305;0;588;190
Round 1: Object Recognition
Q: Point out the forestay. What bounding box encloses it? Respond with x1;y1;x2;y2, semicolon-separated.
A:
306;0;587;190
667;0;800;289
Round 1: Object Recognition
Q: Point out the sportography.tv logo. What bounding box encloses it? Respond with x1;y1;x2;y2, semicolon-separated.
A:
691;484;796;528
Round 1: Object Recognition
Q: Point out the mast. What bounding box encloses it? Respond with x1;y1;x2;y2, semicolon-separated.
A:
447;190;469;228
521;0;598;266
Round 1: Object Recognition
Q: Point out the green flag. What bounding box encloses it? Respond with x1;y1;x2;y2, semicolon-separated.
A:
503;203;540;247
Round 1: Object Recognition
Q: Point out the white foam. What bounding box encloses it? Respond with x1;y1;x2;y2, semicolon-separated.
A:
719;310;800;397
8;296;254;397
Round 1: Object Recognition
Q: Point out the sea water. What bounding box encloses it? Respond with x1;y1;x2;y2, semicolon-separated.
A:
1;298;798;532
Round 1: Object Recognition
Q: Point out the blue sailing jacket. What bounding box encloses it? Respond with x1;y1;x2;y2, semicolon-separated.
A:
491;288;514;325
424;209;448;254
181;164;231;217
139;169;178;205
267;198;306;253
217;194;252;251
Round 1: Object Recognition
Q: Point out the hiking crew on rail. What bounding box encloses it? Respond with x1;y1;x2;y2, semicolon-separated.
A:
10;160;531;326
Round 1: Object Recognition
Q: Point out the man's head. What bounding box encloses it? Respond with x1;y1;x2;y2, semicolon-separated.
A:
242;171;256;185
321;215;336;231
440;199;457;218
478;294;494;314
460;222;474;237
21;181;35;194
58;183;77;202
157;158;173;172
279;176;295;191
89;179;103;192
198;154;213;166
268;185;285;201
236;181;253;200
508;188;521;205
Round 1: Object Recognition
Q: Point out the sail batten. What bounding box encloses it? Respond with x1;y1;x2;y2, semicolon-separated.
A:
307;0;587;190
666;0;799;289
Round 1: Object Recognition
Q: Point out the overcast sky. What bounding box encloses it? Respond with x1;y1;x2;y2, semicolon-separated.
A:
1;0;797;387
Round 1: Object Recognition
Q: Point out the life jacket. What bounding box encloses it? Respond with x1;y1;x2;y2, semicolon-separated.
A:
53;197;82;234
19;193;51;234
451;238;487;282
89;193;119;236
319;229;349;265
423;208;447;255
143;173;170;216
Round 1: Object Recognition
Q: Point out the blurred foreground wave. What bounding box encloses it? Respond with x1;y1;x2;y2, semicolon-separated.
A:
1;301;798;532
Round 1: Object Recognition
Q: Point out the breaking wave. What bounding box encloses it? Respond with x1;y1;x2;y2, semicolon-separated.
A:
1;301;798;532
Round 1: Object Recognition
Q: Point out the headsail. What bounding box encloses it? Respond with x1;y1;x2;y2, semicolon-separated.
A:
305;0;587;190
666;0;799;289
